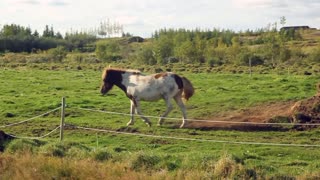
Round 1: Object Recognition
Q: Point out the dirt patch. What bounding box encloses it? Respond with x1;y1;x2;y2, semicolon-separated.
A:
187;83;320;131
187;101;296;131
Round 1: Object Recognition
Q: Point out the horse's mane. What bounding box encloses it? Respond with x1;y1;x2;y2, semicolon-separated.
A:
102;67;141;79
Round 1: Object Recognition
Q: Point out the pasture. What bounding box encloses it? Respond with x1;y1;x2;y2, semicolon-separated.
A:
1;67;320;179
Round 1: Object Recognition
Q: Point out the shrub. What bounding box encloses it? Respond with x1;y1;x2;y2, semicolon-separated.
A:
5;139;43;153
130;152;161;171
307;46;320;63
214;154;238;178
92;148;112;161
39;141;91;158
136;47;157;65
95;40;121;62
47;46;67;62
39;142;66;157
213;153;257;179
66;147;90;159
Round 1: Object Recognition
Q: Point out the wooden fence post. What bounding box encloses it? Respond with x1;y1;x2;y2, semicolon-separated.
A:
249;57;252;77
60;97;66;141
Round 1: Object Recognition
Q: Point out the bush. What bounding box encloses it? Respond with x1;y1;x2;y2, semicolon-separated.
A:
5;139;44;153
130;152;161;171
39;141;91;158
307;46;320;63
47;46;67;62
213;153;257;179
135;47;156;65
92;148;112;161
39;142;66;157
95;40;121;62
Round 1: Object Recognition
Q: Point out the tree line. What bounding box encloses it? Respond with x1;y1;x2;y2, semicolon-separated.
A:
0;24;97;53
134;25;318;67
1;22;319;67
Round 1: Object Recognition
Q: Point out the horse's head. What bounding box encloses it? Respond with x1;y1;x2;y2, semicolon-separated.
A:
100;68;115;95
100;67;140;95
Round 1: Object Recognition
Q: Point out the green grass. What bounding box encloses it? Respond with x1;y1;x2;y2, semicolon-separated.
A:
1;67;320;178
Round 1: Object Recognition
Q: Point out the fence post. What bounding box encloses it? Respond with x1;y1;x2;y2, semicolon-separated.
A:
60;97;66;141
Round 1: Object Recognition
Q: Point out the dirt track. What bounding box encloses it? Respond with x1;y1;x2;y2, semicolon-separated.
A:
187;101;297;131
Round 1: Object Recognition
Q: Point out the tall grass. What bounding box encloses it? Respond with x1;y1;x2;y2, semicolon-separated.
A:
0;150;259;179
2;149;319;179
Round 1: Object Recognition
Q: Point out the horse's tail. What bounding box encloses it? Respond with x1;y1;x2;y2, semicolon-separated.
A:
181;77;194;101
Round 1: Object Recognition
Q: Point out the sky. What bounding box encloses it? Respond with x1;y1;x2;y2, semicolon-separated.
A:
0;0;319;37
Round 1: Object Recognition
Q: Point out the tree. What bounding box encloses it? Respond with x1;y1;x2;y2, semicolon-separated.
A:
136;45;156;65
0;24;32;37
175;40;196;63
42;25;51;37
228;36;241;64
33;30;39;37
280;16;286;27
153;35;174;64
55;32;63;39
96;19;124;38
95;40;121;61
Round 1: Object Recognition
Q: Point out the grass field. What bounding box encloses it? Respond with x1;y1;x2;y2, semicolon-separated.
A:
1;66;320;179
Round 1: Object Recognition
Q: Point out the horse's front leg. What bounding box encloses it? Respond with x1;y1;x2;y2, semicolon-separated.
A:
158;97;173;126
127;100;135;126
135;100;152;127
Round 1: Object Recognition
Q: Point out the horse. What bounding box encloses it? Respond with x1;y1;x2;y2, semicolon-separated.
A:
100;68;194;128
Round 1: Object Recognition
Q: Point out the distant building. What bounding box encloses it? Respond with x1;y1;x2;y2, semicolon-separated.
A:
280;26;310;31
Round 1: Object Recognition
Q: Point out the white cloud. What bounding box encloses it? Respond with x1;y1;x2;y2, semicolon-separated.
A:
232;0;288;8
48;0;69;6
19;0;41;5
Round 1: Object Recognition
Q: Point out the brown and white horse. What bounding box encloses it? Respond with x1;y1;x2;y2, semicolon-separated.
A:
100;68;194;128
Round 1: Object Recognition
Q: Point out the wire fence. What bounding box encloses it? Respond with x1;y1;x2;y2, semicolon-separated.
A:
1;98;320;147
0;107;61;139
0;107;61;128
69;106;320;147
75;107;320;126
7;126;60;140
74;125;320;147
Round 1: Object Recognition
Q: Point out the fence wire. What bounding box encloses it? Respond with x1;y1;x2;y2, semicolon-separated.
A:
1;106;61;140
0;107;61;128
7;126;60;140
74;107;320;126
75;125;320;147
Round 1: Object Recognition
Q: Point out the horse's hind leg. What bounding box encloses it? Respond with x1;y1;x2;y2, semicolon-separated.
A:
127;100;135;126
158;97;173;126
135;100;152;127
174;96;187;128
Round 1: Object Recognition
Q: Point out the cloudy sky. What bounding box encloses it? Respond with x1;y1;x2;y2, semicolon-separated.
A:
0;0;319;37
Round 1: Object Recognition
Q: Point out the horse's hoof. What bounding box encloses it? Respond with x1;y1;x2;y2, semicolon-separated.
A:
146;122;152;127
127;122;134;126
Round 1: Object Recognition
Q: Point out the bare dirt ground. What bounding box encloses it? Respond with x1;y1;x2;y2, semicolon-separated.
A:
187;83;320;131
187;101;297;131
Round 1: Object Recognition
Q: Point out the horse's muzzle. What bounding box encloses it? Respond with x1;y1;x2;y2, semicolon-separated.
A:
100;90;106;95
